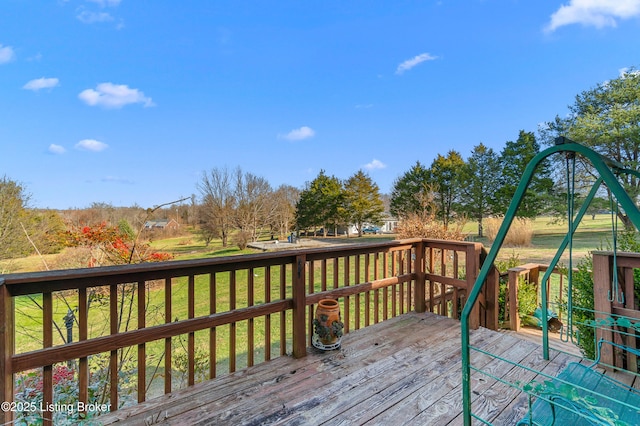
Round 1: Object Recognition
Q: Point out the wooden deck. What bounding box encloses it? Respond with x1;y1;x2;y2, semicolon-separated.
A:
99;312;586;425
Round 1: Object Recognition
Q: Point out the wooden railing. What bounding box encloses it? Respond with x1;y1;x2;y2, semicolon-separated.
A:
0;238;498;424
505;263;567;331
593;251;640;372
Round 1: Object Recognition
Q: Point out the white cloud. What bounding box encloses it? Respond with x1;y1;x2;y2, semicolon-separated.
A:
396;53;437;75
355;104;374;109
77;10;113;23
279;126;315;141
363;159;387;171
0;44;16;64
75;139;109;152
545;0;640;32
48;144;66;154
23;77;60;91
78;82;154;108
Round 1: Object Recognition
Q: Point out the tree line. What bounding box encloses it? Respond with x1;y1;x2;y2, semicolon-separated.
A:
390;130;555;238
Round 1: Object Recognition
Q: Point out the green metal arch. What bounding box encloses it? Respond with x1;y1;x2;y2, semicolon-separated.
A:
460;137;640;425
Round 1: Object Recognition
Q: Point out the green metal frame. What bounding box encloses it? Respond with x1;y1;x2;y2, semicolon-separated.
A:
460;137;640;425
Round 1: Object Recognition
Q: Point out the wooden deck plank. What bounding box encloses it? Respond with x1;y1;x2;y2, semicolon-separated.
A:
101;312;447;425
367;333;534;425
272;326;498;425
99;312;623;426
176;313;457;425
316;328;504;426
486;349;577;426
462;347;575;424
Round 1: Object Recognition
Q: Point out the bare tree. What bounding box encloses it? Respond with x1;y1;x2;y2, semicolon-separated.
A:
234;170;273;242
198;168;236;247
270;185;299;238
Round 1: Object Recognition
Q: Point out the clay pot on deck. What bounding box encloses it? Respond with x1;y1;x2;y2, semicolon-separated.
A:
312;299;344;350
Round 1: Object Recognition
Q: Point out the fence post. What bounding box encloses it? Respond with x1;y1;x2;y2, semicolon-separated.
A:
292;254;307;358
508;268;521;332
593;253;614;368
0;280;14;425
414;241;426;313
484;261;500;331
466;243;482;329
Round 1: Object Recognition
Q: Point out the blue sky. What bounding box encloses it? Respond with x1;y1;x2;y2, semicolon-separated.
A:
1;1;640;210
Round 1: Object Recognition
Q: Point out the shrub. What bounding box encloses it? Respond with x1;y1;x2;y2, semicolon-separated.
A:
484;217;533;247
233;230;252;250
395;213;467;241
14;364;109;425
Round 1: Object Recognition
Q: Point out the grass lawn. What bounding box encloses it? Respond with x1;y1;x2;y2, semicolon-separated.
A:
481;214;616;265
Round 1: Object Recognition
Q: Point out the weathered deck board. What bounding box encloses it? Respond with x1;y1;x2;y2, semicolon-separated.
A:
98;312;589;426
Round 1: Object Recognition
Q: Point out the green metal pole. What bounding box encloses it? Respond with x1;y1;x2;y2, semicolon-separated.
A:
539;178;603;359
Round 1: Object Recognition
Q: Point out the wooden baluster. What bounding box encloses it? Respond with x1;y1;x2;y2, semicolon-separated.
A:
0;280;14;425
428;247;435;313
383;252;389;320
248;268;254;367
43;291;53;426
399;251;405;315
344;256;350;333
279;265;286;356
188;275;195;385
452;251;459;320
308;260;314;347
292;255;307;358
165;278;173;391
321;259;327;292
209;273;216;379
355;255;361;330
230;271;236;372
138;280;146;402
392;252;397;318
265;266;271;362
78;287;88;412
365;253;371;327
109;284;118;410
373;253;379;323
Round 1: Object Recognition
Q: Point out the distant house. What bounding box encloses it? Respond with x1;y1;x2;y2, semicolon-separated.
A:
144;219;180;231
381;214;398;233
343;213;398;235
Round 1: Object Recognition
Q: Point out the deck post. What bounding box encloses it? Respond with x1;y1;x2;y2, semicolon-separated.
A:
466;243;482;329
593;253;614;367
508;268;521;332
0;280;14;425
414;241;426;313
292;254;307;358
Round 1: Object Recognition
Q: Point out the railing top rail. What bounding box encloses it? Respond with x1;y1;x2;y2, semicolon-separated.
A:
592;250;640;258
0;238;482;297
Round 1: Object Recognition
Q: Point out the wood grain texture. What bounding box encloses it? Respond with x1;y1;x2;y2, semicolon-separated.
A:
98;312;603;426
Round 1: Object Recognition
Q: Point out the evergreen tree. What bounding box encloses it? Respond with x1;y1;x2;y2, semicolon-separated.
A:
390;161;431;219
295;170;343;236
428;150;464;227
459;143;500;237
343;171;385;237
495;130;554;218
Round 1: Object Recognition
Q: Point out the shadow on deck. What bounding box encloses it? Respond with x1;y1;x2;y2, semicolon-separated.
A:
100;312;583;425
